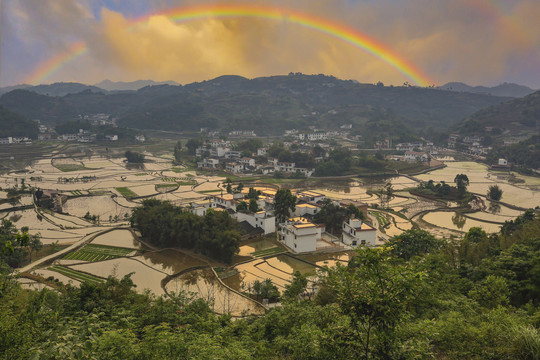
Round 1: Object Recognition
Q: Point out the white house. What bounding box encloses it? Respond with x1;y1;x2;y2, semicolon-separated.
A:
198;158;220;169
257;148;268;156
295;190;326;204
278;217;322;253
294;203;320;217
341;218;377;247
0;137;13;144
236;211;276;235
225;150;241;159
190;201;213;216
498;158;508;166
404;151;429;162
239;157;256;167
105;135;118;141
135;135;146;142
226;162;244;174
211;194;237;210
276;162;296;173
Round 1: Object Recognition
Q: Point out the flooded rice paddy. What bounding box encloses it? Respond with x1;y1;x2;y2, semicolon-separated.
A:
3;153;540;316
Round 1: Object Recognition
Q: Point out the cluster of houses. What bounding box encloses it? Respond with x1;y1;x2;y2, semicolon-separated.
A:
0;136;33;145
189;188;377;253
196;140;316;176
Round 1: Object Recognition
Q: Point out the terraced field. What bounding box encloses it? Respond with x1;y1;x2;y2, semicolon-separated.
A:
115;187;138;198
251;247;285;258
48;265;105;284
63;244;134;262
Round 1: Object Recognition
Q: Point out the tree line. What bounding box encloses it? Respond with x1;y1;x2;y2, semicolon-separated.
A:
130;199;241;263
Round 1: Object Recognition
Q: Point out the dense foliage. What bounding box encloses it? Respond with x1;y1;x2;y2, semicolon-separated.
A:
125;151;145;163
1;211;539;359
0;105;38;138
130;200;240;263
0;219;42;268
486;135;540;170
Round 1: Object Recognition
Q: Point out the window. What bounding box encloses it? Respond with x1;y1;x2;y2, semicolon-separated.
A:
352;240;357;246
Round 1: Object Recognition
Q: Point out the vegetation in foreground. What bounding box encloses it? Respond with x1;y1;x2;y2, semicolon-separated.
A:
1;209;539;359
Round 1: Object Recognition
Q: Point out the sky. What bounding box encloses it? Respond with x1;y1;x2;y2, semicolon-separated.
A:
1;0;540;88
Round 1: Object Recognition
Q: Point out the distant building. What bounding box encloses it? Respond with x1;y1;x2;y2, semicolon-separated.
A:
404;151;429;162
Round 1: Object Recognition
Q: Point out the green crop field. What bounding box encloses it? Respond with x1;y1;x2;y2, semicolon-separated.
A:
63;244;134;262
115;187;138;198
48;265;105;284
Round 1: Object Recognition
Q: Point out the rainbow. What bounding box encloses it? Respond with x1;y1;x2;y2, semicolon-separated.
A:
25;3;432;86
24;42;87;84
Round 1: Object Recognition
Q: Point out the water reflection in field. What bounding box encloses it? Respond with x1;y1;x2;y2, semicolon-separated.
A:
422;211;502;233
135;250;205;275
166;268;265;316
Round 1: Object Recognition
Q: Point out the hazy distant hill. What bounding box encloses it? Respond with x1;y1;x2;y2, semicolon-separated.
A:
0;105;38;138
456;90;540;135
438;82;536;98
29;82;106;96
0;74;515;138
0;84;32;95
95;79;180;91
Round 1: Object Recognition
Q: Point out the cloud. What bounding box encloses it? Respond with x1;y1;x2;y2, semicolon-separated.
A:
4;0;540;87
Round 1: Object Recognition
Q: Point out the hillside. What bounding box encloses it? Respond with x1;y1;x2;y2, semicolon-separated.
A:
95;79;180;91
456;90;540;136
0;74;514;137
438;82;536;98
0;105;38;138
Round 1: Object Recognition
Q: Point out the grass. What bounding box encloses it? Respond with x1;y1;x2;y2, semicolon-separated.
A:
48;265;105;284
198;189;223;194
251;247;285;257
115;187;138;198
71;190;83;196
369;211;388;227
63;244;134;262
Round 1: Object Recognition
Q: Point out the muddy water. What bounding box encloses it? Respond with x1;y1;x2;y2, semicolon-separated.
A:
90;229;140;249
298;252;354;268
71;258;166;295
417;162;540;209
134;250;206;275
238;238;278;256
34;268;82;287
63;195;132;220
422;211;502;233
166;268;265;316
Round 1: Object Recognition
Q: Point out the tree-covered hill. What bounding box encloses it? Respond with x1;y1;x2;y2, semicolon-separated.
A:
456;90;540;136
0;74;514;136
0;105;38;138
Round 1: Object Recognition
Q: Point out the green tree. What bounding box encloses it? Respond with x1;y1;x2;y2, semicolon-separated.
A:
248;199;259;213
487;184;503;201
173;140;182;162
186;138;202;155
325;247;422;358
251;279;280;302
468;275;510;308
236;201;248;212
386;229;440;261
125;151;145;163
454;174;469;195
274;189;297;223
283;271;308;302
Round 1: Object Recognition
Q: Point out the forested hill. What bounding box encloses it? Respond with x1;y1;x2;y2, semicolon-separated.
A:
0;74;514;136
0;105;38;138
456;89;540;136
438;82;536;98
